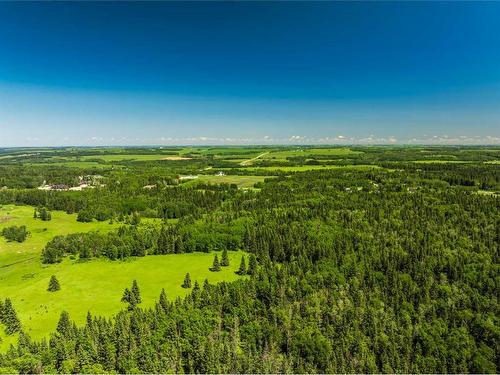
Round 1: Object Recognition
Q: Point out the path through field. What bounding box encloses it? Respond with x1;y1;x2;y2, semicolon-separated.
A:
240;152;269;166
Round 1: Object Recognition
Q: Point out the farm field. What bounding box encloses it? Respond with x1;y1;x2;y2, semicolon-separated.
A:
0;250;245;349
183;174;271;188
260;147;363;160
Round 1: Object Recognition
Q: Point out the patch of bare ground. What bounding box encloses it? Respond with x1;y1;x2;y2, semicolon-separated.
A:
161;156;192;160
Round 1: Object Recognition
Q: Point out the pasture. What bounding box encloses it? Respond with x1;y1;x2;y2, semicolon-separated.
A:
0;205;246;348
183;174;271;188
0;250;245;349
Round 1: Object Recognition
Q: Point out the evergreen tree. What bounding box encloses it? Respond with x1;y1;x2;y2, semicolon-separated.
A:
121;288;131;304
247;254;257;275
182;273;192;288
158;289;168;313
1;298;21;334
210;254;221;272
56;311;72;337
47;275;61;292
236;256;246;275
131;280;141;304
221;249;229;266
193;281;200;292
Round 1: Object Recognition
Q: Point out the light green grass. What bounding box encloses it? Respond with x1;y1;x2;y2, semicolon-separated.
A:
0;205;245;349
185;175;272;188
0;205;119;265
79;154;185;162
0;251;245;349
262;148;362;161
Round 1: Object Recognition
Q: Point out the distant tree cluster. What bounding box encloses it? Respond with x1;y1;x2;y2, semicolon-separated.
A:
1;225;29;242
33;207;51;221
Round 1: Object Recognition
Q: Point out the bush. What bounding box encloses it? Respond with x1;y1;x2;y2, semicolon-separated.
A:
1;225;29;242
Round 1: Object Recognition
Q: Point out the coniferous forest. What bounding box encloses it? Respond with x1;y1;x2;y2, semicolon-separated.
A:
0;146;498;373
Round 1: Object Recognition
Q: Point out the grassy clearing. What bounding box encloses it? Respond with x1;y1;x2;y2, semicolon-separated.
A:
0;250;245;349
262;148;362;161
0;205;246;349
78;154;182;162
184;175;271;188
0;205;119;265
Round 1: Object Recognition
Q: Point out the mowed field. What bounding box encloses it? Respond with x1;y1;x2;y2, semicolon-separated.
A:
0;205;245;349
183;174;271;188
261;147;363;161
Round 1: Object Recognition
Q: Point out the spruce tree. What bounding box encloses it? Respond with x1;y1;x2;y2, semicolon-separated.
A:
158;288;169;313
247;254;257;275
131;280;141;304
182;273;192;288
47;275;61;292
121;288;131;304
236;256;247;275
193;281;200;292
1;298;21;334
56;311;72;337
210;254;221;272
221;249;229;267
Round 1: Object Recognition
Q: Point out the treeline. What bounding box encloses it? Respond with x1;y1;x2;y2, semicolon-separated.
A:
42;219;245;263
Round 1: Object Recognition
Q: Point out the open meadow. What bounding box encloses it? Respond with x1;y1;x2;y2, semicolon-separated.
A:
0;205;245;349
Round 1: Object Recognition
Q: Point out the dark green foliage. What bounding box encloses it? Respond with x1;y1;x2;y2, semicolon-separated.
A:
236;256;246;275
47;275;61;292
1;225;29;242
122;280;142;311
131;280;141;304
221;249;229;266
77;210;93;223
34;207;52;221
182;273;192;288
0;298;21;334
210;254;221;272
247;254;257;275
130;212;141;226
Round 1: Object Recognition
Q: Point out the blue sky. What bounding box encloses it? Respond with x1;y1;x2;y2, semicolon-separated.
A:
0;2;499;146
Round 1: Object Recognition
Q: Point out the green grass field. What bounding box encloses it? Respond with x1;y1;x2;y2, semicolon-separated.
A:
261;148;362;161
184;175;272;188
0;205;246;349
0;205;119;266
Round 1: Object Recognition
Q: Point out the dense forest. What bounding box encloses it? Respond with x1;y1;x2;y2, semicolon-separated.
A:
0;147;499;373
